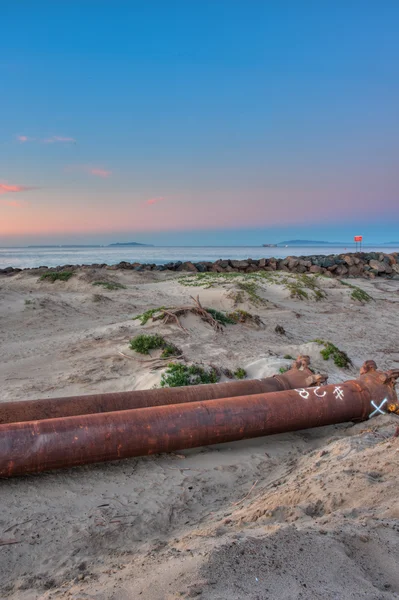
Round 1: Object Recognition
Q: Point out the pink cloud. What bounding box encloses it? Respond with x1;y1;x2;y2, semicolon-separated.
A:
16;135;34;143
0;199;24;207
0;183;37;195
65;165;112;178
146;196;164;205
43;136;76;144
89;168;112;178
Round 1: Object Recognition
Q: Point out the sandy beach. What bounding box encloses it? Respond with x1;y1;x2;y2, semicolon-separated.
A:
1;267;399;599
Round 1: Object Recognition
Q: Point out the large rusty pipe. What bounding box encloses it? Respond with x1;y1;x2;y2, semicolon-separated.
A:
0;362;397;477
0;356;325;424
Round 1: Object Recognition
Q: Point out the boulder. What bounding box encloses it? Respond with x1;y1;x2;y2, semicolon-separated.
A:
216;260;230;269
348;265;362;277
369;259;386;273
230;260;249;269
309;265;323;273
335;265;348;276
194;263;207;273
211;264;225;273
177;261;197;272
299;260;312;269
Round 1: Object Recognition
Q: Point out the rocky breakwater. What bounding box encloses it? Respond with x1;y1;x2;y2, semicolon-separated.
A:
1;252;399;279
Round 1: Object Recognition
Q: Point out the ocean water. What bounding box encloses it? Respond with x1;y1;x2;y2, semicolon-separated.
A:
0;245;397;270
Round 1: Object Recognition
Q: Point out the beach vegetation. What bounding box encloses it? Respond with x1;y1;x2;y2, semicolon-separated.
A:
339;280;372;303
93;281;126;291
205;308;236;326
133;306;168;325
161;363;219;387
40;271;74;282
283;354;294;360
129;334;180;357
313;339;352;368
234;367;247;379
279;366;290;373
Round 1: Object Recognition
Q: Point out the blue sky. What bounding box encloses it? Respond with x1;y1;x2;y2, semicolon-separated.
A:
1;1;398;244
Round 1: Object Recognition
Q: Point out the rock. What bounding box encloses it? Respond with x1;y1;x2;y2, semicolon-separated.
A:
369;259;386;273
299;260;312;269
194;263;207;273
259;258;267;267
391;264;399;274
216;260;230;268
335;265;348;276
275;324;286;335
117;261;132;269
177;261;197;272
245;265;258;273
320;257;335;268
230;260;249;269
344;255;355;266
287;258;299;270
348;265;361;277
211;264;225;273
309;265;323;273
183;261;198;272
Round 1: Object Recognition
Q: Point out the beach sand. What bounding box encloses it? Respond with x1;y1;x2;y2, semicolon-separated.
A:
1;268;398;599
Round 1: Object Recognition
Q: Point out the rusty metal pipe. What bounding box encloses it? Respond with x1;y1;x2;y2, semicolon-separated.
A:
0;361;396;477
0;356;325;424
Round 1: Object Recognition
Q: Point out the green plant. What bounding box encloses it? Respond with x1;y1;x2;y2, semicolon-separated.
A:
227;309;250;322
130;334;167;355
313;339;352;368
237;281;266;306
339;280;372;303
287;283;309;300
161;363;219;387
40;271;73;282
234;367;247;379
129;334;180;357
205;308;236;326
313;289;326;301
132;307;167;325
160;343;181;358
93;281;126;291
283;354;294;360
279;366;289;373
24;299;33;305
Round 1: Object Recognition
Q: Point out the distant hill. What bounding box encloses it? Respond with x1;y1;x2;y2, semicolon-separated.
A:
278;240;338;245
108;242;153;247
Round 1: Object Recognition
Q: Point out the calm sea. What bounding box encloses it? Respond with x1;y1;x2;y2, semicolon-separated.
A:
0;245;397;270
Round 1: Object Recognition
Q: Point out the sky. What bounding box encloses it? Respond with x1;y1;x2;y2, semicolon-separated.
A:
1;1;399;246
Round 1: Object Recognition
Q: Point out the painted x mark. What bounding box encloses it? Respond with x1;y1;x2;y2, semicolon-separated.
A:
369;398;388;419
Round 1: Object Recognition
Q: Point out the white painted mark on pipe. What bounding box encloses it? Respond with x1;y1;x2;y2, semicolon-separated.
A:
313;386;327;398
369;398;388;418
333;386;344;400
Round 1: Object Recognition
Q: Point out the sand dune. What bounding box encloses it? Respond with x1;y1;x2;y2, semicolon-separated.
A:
0;268;398;599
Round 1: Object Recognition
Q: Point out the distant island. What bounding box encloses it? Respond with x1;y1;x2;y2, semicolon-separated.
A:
108;242;153;247
277;240;339;245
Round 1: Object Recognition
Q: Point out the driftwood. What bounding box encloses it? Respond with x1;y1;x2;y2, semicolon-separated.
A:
152;296;224;333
